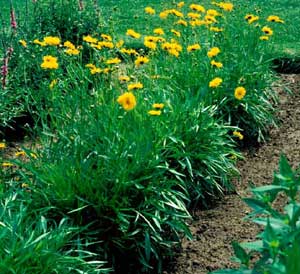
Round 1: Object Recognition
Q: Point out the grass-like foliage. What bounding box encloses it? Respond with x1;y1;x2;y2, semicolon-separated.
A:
0;192;110;274
211;155;300;274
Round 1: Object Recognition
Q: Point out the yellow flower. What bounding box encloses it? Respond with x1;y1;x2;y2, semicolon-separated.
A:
211;60;223;68
98;41;114;49
33;39;46;46
205;15;217;24
101;34;112;41
90;67;102;74
207;47;220;58
234;86;246;100
64;41;75;49
120;48;138;55
19;39;27;47
43;36;61;46
0;142;6;149
262;26;273;35
117;92;137;111
49;79;58;89
187;12;201;19
218;2;234;12
126;29;141;39
148;110;161;116
209;77;222;88
152;103;164;109
106;58;121;65
177;1;185;8
187;43;201;52
159;10;169;19
144;41;157;50
83;35;98;43
171;29;181;37
248;15;259;24
145;6;155;15
233;131;244;140
267;15;284;23
127;82;143;91
210;27;223;32
116;39;124;48
41;55;59;70
189;4;205;13
207;9;220;17
119;76;130;82
168;48;180;57
153;28;165;35
30;153;38;159
176;19;188;26
135;56;149;67
65;48;80;55
2;162;13;167
259;35;269;41
15;151;26;157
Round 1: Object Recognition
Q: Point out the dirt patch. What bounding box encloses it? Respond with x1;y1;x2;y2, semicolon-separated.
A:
166;74;300;274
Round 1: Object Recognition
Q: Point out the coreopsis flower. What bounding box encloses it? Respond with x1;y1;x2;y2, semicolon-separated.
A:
189;4;205;13
171;29;181;37
187;43;201;52
101;34;112;41
2;162;13;167
259;35;269;41
117;92;137;111
120;48;138;55
0;142;6;149
209;77;222;88
218;2;234;12
126;29;141;39
153;28;165;35
207;47;220;58
144;41;157;50
116;40;124;48
152;103;164;109
145;6;155;15
135;56;149;67
40;55;59;69
234;86;246;100
170;9;184;17
119;76;130;83
210;27;223;32
211;60;223;68
64;41;76;49
207;9;220;16
33;39;46;46
43;36;61;46
262;26;273;35
106;58;121;65
205;15;217;24
267;15;284;23
65;48;80;55
177;1;185;8
176;19;188;26
19;40;27;47
189;19;207;27
15;151;26;157
83;35;98;43
159;10;169;19
187;12;201;19
127;82;143;90
233;131;244;140
98;41;114;49
148;110;161;116
245;14;259;24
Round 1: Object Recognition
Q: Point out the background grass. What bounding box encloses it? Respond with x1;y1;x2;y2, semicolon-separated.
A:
1;0;299;57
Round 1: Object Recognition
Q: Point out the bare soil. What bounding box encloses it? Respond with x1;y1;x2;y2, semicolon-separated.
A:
167;74;300;274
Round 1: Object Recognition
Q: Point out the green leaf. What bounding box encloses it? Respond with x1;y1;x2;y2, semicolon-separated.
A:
232;241;250;266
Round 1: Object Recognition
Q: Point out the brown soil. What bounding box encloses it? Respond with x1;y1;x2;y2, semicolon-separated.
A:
167;74;300;274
